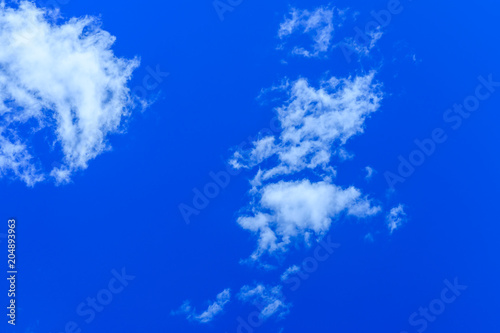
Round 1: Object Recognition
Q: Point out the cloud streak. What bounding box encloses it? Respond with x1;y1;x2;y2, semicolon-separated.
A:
172;289;231;324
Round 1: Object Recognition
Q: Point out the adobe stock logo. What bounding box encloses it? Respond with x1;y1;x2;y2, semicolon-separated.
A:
385;74;500;188
400;278;467;333
282;237;340;292
178;117;280;225
340;0;406;63
131;65;169;105
213;0;243;21
229;237;340;333
51;267;135;333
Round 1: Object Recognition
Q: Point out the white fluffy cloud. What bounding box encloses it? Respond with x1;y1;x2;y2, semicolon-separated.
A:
230;73;382;260
0;2;140;185
230;73;382;181
172;289;231;324
278;6;345;58
238;179;380;259
386;204;407;233
238;284;290;319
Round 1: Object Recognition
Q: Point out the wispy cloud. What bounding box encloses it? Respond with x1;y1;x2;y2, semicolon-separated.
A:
338;28;383;60
230;73;383;260
231;73;382;180
280;265;300;282
386;204;407;233
172;289;231;324
238;284;290;319
0;1;140;185
278;5;386;62
365;166;375;180
278;6;345;58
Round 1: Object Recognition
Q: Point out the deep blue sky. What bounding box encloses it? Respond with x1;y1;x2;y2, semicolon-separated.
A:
2;0;500;332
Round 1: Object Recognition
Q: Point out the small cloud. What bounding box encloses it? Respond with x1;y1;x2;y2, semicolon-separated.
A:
364;166;375;180
278;6;346;58
386;204;407;233
238;284;290;320
172;289;231;324
338;28;383;58
409;53;422;65
280;265;300;282
171;301;192;318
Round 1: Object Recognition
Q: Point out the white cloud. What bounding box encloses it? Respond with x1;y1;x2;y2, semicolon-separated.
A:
230;72;383;260
338;28;383;59
278;6;345;58
230;73;382;181
278;6;385;60
172;289;231;324
280;265;300;282
365;166;375;180
386;204;407;233
0;133;42;186
238;179;380;259
0;2;140;185
238;284;290;319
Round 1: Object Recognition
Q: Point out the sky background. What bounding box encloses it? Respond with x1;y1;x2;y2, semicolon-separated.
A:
1;0;500;332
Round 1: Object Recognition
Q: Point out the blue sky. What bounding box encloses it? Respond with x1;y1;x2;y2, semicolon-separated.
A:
1;0;500;332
